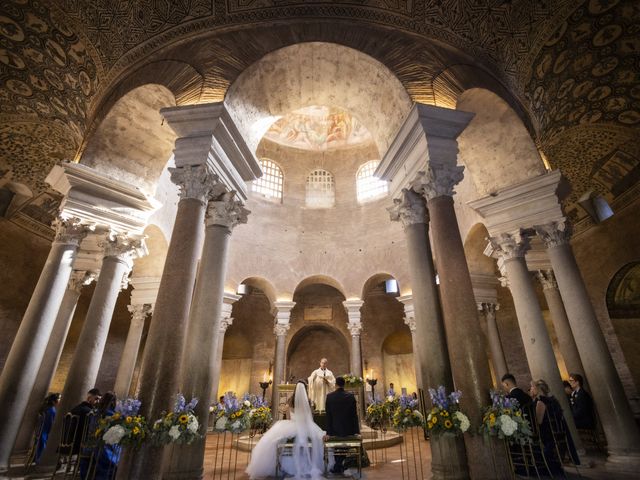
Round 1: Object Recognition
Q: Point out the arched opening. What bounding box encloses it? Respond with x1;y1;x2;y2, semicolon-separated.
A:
287;324;349;383
219;330;254;396
607;261;640;391
382;330;416;397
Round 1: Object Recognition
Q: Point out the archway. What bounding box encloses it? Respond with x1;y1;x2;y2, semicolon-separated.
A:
219;330;253;397
287;324;349;383
382;330;416;397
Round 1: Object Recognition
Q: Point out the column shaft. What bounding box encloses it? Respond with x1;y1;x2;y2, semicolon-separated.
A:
13;282;83;455
501;254;583;452
0;223;83;469
117;196;206;480
166;222;232;479
39;252;132;469
546;242;640;465
483;304;508;383
113;306;149;399
210;331;226;402
350;335;362;377
272;331;288;412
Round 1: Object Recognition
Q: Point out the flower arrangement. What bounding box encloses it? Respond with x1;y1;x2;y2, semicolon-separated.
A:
365;400;388;428
96;398;147;447
249;406;273;431
391;394;424;431
479;390;532;445
341;374;364;387
425;386;470;437
152;394;201;445
222;392;250;433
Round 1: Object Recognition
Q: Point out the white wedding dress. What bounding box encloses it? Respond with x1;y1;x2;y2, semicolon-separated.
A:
246;382;327;479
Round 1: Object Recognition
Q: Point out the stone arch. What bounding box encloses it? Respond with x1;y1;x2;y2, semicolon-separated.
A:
224;42;413;156
463;223;497;277
456;88;547;198
239;276;278;309
286;323;350;382
132;224;168;278
381;329;416;395
293;275;347;300
79;83;178;195
361;273;396;300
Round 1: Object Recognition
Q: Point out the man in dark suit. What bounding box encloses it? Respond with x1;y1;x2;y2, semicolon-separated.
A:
501;373;532;412
325;376;359;474
569;373;595;429
63;387;101;454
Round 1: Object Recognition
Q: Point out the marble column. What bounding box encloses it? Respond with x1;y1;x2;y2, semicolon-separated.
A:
480;302;508;383
167;193;249;479
389;189;468;480
535;221;640;469
116;165;219;480
487;232;583;453
272;303;293;412
535;269;585;379
210;307;234;402
0;217;87;470
347;322;363;378
39;232;146;470
13;271;96;455
114;304;152;399
401;300;423;390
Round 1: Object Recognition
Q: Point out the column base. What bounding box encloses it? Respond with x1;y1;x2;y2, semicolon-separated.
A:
430;434;470;480
605;450;640;473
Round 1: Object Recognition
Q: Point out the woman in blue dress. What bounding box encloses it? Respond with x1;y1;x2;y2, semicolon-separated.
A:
35;393;60;463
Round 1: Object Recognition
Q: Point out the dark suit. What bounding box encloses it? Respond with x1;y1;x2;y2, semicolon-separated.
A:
325;388;359;473
507;387;532;410
63;401;94;454
570;388;595;429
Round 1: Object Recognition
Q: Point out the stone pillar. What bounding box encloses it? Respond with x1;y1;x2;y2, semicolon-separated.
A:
400;300;423;390
13;271;96;455
166;193;249;479
480;302;508;383
389;189;469;480
487;232;583;453
210;296;237;402
0;217;87;470
116;165;218;480
114;304;152;399
535;221;640;469
39;232;146;470
272;302;293;411
535;269;585;379
344;300;364;377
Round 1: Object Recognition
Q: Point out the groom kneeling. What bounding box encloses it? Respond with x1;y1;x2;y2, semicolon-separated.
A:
325;376;360;474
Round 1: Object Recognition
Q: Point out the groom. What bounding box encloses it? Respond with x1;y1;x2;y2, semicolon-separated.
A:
325;376;360;474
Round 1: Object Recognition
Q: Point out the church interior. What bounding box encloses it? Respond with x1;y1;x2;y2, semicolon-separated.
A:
1;1;639;479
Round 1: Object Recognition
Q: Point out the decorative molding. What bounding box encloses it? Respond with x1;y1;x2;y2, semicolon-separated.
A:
274;323;290;337
534;220;571;249
347;322;362;337
99;232;148;288
387;188;428;227
169;164;224;203
410;164;465;201
470;273;499;306
127;303;152;324
274;300;296;325
52;216;89;246
485;231;532;262
130;276;161;307
343;299;364;323
205;191;250;229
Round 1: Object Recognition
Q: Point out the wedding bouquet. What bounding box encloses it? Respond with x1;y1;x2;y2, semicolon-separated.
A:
426;386;470;437
365;400;388;428
249;406;273;431
391;394;424;431
152;394;201;445
95;398;147;447
222;392;250;433
341;374;364;387
479;390;532;445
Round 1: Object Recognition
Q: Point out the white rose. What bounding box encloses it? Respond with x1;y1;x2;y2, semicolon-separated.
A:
169;425;181;440
387;395;394;402
453;411;470;433
244;400;251;408
103;425;126;445
499;415;518;436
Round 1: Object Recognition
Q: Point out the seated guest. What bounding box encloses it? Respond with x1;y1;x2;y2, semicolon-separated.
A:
501;373;532;410
64;388;101;454
80;392;119;480
569;373;595;429
326;376;360;475
35;393;60;463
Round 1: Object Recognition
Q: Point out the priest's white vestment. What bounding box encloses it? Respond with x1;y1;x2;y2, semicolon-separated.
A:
308;368;335;411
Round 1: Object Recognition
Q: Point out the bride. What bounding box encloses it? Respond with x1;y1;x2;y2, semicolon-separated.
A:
246;381;326;479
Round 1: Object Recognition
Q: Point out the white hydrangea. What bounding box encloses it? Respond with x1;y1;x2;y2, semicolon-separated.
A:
243;400;252;408
103;425;126;445
387;395;394;402
499;414;518;436
215;416;227;430
169;425;181;440
453;411;470;433
187;415;199;434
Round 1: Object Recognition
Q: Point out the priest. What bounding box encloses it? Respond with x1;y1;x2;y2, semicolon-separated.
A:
308;358;335;411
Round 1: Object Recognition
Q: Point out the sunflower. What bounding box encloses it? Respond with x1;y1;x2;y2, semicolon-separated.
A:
125;416;133;424
179;414;189;424
133;426;140;435
444;419;453;429
440;410;449;417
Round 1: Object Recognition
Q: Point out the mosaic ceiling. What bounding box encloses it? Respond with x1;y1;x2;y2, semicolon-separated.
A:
0;0;638;235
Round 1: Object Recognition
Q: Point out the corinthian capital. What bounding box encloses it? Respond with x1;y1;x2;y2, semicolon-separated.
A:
274;323;290;337
52;216;89;246
205;191;250;229
410;163;465;201
534;220;571;249
388;188;428;227
487;231;531;261
68;270;97;293
535;269;557;290
348;322;362;337
128;304;152;325
169;164;225;203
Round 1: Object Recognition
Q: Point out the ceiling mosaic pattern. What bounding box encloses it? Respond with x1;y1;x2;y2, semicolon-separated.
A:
0;0;637;235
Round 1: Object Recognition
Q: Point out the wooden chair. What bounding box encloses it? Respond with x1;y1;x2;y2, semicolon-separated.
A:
324;435;363;478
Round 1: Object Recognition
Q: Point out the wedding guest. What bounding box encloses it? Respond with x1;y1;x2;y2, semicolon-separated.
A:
501;373;532;410
35;393;60;463
562;381;572;400
388;382;395;397
80;392;119;480
64;388;101;454
326;376;360;475
568;373;595;429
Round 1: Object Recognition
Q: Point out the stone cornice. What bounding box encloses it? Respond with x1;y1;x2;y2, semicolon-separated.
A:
470;273;499;306
130;276;162;307
467;170;567;237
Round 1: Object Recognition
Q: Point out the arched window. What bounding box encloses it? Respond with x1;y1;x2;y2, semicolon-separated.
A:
252;159;283;202
356;160;388;203
306;169;335;208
